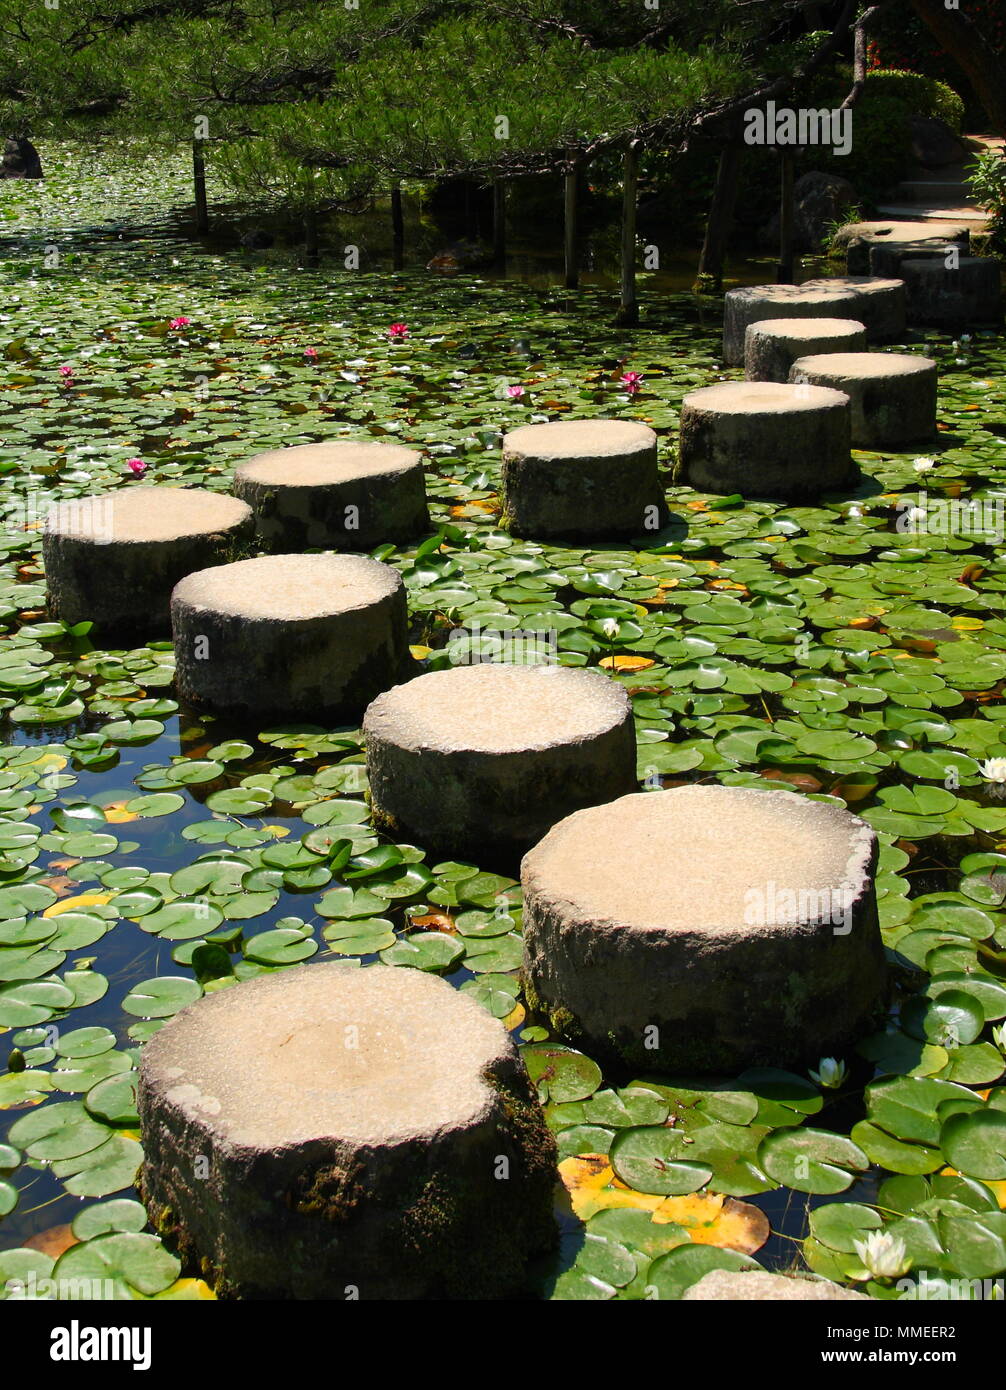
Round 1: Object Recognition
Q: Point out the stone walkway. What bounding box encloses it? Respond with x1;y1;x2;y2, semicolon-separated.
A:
874;133;1000;233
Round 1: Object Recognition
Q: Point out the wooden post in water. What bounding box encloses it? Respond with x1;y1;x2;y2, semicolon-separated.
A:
695;140;741;293
192;141;209;234
391;182;404;270
564;151;579;289
493;178;506;269
615;140;640;327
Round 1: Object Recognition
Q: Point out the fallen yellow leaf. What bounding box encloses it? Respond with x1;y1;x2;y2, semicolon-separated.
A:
651;1192;770;1254
42;892;113;918
599;655;656;673
101;801;139;824
559;1155;665;1220
262;825;290;839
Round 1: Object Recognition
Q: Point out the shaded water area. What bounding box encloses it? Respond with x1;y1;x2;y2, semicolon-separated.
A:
1;142;1005;1301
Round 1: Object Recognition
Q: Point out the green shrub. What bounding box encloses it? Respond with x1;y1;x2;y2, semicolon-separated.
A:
801;67;966;206
967;148;1006;254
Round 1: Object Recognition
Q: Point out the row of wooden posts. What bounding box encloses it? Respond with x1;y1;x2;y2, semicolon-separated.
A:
189;136;800;323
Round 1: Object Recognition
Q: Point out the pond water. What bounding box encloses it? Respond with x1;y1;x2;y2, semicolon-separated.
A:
1;141;1005;1302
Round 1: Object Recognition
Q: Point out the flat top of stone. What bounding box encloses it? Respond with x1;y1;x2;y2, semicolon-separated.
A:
836;219;970;244
800;276;904;294
682;381;849;413
45;487;251;543
747;317;867;339
793;352;937;378
683;1270;871;1302
503;419;656;458
522;786;875;932
172;552;401;620
139;963;511;1147
365;663;629;754
727;284;857;305
235;440;421;486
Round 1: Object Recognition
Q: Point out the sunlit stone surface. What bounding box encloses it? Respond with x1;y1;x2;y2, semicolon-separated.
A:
677;381;852;500
138;963;557;1299
722;284;861;366
171;552;408;718
800;276;906;342
683;1270;872;1301
744;317;867;382
364;663;637;865
789;352;937;447
233;440;429;550
501;419;664;539
521;785;886;1072
44;486;253;634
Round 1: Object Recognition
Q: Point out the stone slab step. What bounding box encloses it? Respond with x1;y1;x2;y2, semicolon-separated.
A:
874;203;989;227
895;181;975;204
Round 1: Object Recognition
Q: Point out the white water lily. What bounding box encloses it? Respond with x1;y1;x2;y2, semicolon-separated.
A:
981;758;1006;784
853;1230;912;1280
600;618;619;641
809;1057;848;1089
993;1023;1006;1054
960;333;973;345
912;456;936;473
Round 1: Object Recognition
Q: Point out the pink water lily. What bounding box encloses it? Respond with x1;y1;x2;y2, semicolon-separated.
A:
59;365;74;380
620;371;643;394
506;384;525;399
126;458;147;476
304;346;319;359
169;317;191;330
388;322;409;340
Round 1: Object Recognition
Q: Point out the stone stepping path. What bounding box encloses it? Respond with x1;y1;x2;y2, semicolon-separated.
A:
171;552;408;719
521;785;886;1073
722;284;862;366
43;486;253;635
363;663;637;865
834;219;971;275
233;440;429;551
677;380;851;500
500;419;663;539
790;352;937;448
744;317;867;383
799;276;906;342
137;962;556;1299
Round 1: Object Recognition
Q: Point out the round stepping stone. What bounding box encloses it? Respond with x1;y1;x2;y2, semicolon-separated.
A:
722;284;861;366
899;256;1003;329
232;441;429;551
364;664;637;865
789;352;937;447
43;487;253;635
744;317;867;382
799;276;906;341
521;786;886;1073
137;962;556;1299
500;419;664;539
676;381;851;500
834;219;970;275
683;1271;871;1302
868;237;963;279
171;552;408;719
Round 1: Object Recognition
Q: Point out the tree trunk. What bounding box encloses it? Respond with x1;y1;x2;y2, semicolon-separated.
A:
777;150;797;284
493;178;506;269
192;141;209;234
391;182;404;270
842;3;894;110
615;141;640;327
910;0;1006;133
564;154;579;289
695;140;741;292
